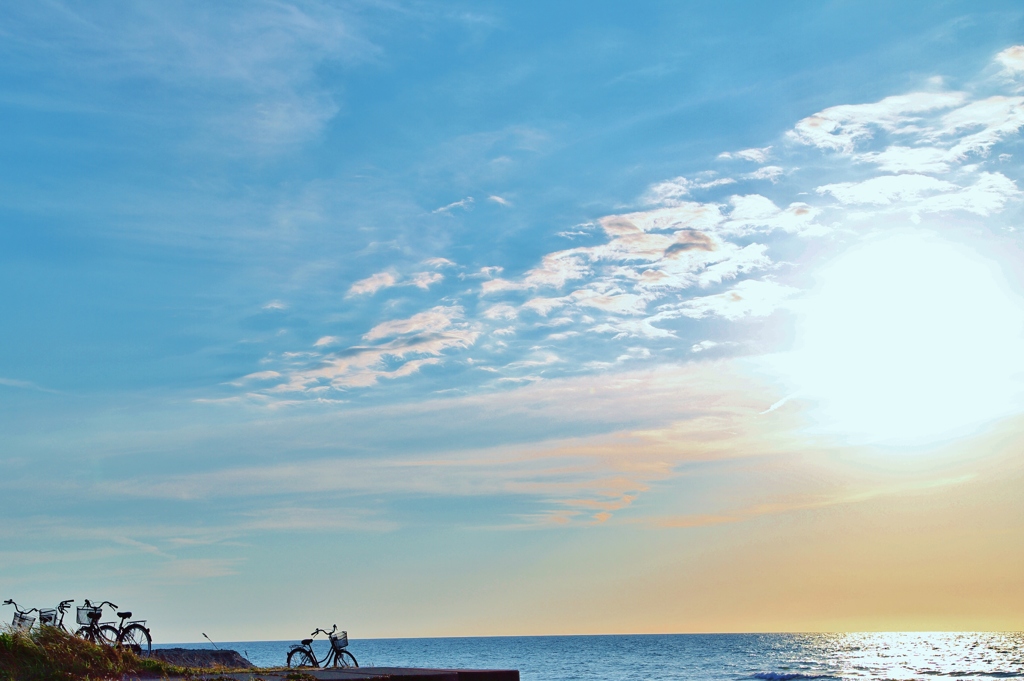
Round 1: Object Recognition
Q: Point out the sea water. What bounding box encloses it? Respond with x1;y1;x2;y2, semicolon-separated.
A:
155;632;1024;680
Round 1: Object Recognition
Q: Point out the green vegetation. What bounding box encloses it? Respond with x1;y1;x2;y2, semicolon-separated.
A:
0;626;186;681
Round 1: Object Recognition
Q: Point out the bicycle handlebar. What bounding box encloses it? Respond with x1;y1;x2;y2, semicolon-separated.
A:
58;600;74;612
310;624;339;637
2;600;36;614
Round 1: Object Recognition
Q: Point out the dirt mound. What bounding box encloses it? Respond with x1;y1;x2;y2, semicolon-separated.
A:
149;647;255;669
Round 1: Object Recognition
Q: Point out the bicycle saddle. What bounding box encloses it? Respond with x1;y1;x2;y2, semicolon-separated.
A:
117;611;132;619
301;638;313;646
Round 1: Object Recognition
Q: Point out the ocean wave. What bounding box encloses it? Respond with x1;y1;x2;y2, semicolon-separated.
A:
751;673;838;681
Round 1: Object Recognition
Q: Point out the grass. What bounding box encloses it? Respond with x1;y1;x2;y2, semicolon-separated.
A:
0;626;189;681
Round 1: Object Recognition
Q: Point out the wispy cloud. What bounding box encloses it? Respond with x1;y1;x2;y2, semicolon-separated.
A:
718;146;772;163
1;2;381;150
648;474;976;529
433;196;475;214
244;45;1024;414
347;271;398;296
0;377;60;394
264;305;479;392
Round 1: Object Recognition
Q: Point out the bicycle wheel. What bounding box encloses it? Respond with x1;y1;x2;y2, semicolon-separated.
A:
287;648;316;668
75;626;98;643
333;650;358;668
119;623;152;657
99;624;119;646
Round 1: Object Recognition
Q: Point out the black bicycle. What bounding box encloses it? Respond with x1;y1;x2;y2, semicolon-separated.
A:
38;599;74;632
75;600;151;655
287;625;358;668
75;600;117;645
3;599;38;631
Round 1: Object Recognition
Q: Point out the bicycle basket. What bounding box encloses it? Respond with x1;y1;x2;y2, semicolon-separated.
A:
77;606;102;626
332;631;349;650
12;612;35;630
38;609;57;626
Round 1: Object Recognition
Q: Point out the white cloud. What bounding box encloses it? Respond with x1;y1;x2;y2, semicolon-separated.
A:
939;96;1024;159
483;303;519;320
478;266;503;278
643;176;736;206
270;306;478;392
556;222;598;239
347;271;397;296
364;306;464;341
236;370;281;383
670;279;796;320
996;45;1024;76
411;271;444;289
569;289;650;316
433;196;474;214
696;243;772;287
522;297;568;316
251;46;1024;402
347;269;445;296
748;166;784;182
857;146;952;174
643;177;691;205
690;340;718;353
789;91;966;152
723;195;824;236
482;251;591;293
816;174;956;205
590;318;675;339
719;146;772;163
915;171;1021;216
622;203;725;233
488;195;512;206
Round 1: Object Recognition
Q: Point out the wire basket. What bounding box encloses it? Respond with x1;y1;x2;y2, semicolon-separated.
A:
77;606;103;626
332;631;349;650
12;612;35;630
38;609;57;626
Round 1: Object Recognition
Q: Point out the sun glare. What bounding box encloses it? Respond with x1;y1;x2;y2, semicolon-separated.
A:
777;230;1024;446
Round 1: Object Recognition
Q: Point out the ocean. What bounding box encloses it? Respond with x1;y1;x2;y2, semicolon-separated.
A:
154;632;1024;680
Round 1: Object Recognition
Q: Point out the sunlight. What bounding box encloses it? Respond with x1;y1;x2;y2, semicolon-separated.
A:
777;229;1024;446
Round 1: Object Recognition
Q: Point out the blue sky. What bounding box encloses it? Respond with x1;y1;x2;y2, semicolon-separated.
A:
4;1;1024;641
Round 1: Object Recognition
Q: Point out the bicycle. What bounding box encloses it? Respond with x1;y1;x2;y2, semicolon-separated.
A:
38;599;74;632
286;624;358;668
3;599;38;631
75;600;118;645
77;600;153;656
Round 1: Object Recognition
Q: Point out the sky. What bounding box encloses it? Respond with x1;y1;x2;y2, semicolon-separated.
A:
3;1;1024;643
